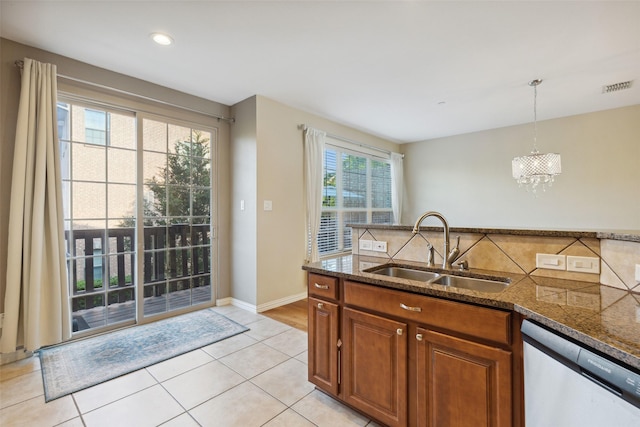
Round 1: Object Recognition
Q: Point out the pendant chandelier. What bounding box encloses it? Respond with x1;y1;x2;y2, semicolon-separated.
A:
512;79;561;193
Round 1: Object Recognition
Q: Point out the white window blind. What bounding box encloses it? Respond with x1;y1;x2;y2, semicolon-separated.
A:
318;140;393;256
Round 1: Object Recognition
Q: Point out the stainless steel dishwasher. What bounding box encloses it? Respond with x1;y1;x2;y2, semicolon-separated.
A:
521;320;640;427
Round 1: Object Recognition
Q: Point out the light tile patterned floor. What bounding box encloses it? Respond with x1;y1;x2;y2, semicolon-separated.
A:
0;305;383;427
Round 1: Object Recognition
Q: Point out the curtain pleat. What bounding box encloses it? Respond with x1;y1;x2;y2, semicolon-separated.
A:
390;152;404;225
1;58;70;353
304;128;325;263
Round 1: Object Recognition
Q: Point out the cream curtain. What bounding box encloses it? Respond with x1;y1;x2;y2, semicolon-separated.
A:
1;58;70;353
304;127;326;263
390;152;404;225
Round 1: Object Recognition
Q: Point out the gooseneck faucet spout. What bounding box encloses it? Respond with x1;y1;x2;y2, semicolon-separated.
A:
412;211;452;269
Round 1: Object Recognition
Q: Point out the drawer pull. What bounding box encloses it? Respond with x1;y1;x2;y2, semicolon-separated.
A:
317;303;324;309
400;303;422;312
416;334;423;341
314;283;330;290
397;328;403;336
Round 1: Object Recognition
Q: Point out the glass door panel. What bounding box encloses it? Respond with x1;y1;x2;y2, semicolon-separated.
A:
142;118;214;318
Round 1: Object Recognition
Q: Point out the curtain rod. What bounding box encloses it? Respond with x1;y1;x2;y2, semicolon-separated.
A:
14;60;235;123
298;124;403;158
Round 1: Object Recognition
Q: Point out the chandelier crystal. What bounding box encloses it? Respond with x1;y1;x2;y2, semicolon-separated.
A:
512;79;561;193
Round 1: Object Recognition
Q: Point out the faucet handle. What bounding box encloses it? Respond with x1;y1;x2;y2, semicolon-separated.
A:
426;243;435;267
447;236;461;265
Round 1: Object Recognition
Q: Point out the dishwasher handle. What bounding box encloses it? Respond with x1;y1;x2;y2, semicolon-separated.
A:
521;320;581;363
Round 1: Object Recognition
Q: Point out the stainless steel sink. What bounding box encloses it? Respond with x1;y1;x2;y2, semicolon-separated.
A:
431;275;509;293
366;265;510;293
366;266;440;282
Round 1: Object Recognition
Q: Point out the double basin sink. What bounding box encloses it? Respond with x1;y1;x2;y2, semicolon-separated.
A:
365;265;510;293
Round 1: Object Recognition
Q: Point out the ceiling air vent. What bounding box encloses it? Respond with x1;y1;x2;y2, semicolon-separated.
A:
602;80;633;93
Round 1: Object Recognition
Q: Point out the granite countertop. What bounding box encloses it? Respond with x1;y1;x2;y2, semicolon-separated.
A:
303;254;640;371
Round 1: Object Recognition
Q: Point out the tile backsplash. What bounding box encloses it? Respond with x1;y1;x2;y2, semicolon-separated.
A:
351;226;640;293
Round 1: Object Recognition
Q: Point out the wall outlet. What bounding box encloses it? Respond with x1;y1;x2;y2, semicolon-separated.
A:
566;256;600;274
372;241;387;252
359;239;373;250
536;253;566;270
359;261;378;270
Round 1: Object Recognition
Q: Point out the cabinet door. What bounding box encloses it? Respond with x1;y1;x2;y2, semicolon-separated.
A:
308;297;339;396
342;307;408;427
416;327;512;427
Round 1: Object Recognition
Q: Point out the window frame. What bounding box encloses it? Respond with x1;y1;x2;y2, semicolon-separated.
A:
318;139;394;257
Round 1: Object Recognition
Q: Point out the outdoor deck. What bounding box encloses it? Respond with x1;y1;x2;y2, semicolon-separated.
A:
74;286;212;330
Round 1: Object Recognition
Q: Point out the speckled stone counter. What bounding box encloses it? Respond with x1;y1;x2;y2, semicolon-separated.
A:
303;254;640;371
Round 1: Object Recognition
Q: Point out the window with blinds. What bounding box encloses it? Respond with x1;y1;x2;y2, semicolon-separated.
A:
319;143;393;256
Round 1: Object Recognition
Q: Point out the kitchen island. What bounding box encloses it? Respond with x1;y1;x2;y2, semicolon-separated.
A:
302;226;640;426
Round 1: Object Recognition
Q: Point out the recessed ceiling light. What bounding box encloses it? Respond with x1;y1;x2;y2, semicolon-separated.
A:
150;32;174;46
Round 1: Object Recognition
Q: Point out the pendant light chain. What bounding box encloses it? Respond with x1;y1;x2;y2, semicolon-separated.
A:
529;78;542;154
532;81;538;152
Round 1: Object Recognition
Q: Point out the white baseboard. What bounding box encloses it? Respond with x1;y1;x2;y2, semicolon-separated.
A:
230;298;258;313
215;297;233;307
257;292;307;313
216;292;307;314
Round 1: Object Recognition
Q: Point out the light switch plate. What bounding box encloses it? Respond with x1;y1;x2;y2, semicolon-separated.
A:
536;253;566;270
566;256;600;274
635;264;640;282
263;200;272;211
359;239;373;250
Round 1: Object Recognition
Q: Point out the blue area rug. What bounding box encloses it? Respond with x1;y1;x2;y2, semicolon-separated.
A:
39;309;248;401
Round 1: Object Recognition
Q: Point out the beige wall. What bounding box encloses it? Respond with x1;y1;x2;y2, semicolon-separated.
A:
231;95;399;309
402;105;640;230
229;96;258;305
0;38;233;313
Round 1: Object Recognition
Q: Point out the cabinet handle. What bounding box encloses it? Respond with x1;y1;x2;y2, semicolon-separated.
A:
397;328;403;336
416;334;423;341
314;283;330;290
317;303;324;309
400;303;422;312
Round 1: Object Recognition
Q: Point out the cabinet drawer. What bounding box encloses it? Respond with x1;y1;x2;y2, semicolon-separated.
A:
308;273;339;300
344;281;511;346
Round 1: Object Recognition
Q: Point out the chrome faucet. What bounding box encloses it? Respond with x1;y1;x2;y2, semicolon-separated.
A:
412;211;460;269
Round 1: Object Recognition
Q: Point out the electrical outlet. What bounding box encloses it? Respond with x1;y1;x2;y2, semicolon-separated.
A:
536;253;566;270
372;241;387;252
359;262;377;270
566;256;600;274
359;239;373;250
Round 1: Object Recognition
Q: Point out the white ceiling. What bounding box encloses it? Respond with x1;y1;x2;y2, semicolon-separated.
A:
1;1;639;143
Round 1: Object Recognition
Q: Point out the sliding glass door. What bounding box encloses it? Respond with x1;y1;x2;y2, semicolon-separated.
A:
59;99;216;336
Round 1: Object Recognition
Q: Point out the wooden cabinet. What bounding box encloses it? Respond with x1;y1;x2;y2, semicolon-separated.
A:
306;272;521;427
308;297;339;395
342;307;408;427
416;327;512;427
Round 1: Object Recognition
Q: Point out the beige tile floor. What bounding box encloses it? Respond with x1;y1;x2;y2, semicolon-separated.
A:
0;305;382;427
